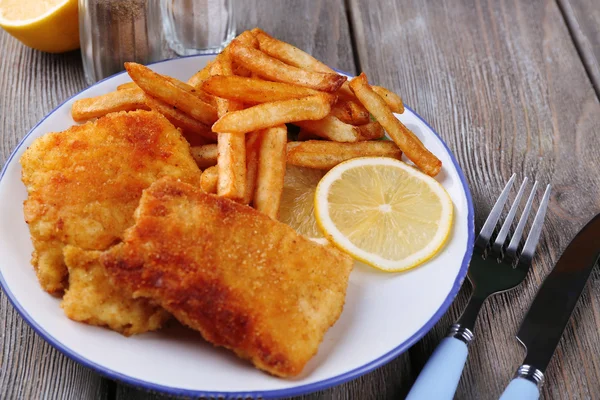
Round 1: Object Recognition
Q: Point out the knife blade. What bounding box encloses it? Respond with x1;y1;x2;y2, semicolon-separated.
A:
500;213;600;400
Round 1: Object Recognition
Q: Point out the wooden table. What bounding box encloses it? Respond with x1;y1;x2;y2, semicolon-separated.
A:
1;1;599;398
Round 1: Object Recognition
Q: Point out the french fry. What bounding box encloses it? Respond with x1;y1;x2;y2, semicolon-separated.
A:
251;32;357;102
243;131;262;205
286;140;402;169
294;115;360;143
252;30;359;102
249;27;264;38
233;30;259;48
187;60;215;87
211;56;247;201
71;88;149;122
202;76;321;104
210;50;238;78
232;63;252;77
125;62;218;126
337;83;357;99
334;82;364;108
230;31;258;77
116;82;138;91
160;73;216;107
118;69;216;107
330;98;370;125
200;165;218;194
357;121;385;140
255;30;333;73
349;73;441;176
217;132;246;200
286;142;302;152
187;72;204;88
254;125;287;219
119;78;215;107
190;144;218;169
228;41;346;92
252;28;369;118
297;130;323;141
122;67;214;106
144;94;217;141
372;85;404;114
212;93;334;134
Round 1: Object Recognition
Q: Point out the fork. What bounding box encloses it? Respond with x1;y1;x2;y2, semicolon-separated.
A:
406;174;552;400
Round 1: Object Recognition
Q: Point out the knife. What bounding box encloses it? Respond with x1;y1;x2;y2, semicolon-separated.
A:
499;213;600;400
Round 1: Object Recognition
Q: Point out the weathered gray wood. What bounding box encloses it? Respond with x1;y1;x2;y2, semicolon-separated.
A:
348;0;600;398
4;0;600;398
558;0;600;96
113;1;412;399
0;31;109;400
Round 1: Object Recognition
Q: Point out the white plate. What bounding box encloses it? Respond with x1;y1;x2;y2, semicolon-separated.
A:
0;55;474;398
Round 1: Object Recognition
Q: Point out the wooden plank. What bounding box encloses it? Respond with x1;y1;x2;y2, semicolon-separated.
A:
0;31;109;399
114;1;412;399
558;0;600;96
348;0;600;398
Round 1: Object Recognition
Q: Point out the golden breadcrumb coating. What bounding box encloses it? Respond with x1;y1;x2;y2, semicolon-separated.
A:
62;245;170;336
101;177;354;377
20;110;202;294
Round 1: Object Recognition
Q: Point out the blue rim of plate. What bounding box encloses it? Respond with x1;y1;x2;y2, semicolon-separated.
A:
0;53;474;399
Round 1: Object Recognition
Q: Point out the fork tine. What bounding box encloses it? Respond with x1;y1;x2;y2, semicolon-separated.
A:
505;181;539;261
491;177;529;256
518;184;552;265
475;173;516;250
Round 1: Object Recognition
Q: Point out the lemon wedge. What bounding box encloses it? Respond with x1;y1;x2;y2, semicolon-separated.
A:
0;0;79;53
314;157;453;272
279;165;325;239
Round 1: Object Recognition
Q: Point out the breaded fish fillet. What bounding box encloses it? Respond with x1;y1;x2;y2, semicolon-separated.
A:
62;245;170;336
101;177;353;377
20;110;202;294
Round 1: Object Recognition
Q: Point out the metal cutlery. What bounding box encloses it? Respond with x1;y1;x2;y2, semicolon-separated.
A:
499;213;600;399
406;174;552;400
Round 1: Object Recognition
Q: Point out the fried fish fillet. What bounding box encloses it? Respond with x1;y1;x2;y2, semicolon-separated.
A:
62;245;170;335
101;177;354;377
20;110;202;294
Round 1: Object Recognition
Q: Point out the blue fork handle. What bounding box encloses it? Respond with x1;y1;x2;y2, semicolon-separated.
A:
406;337;469;400
499;378;539;400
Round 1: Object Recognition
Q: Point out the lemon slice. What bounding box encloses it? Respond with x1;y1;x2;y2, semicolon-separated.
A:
314;157;453;271
0;0;79;53
279;165;325;239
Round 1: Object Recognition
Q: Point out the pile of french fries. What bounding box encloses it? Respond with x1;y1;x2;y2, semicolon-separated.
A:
71;28;441;220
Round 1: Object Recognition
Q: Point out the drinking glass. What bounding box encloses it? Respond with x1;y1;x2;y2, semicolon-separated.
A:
157;0;236;55
79;0;164;85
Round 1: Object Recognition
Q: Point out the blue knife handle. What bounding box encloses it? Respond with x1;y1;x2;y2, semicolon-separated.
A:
406;337;469;400
499;378;539;400
499;365;543;400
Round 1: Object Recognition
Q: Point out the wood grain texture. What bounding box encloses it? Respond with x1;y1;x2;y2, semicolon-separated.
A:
3;0;600;398
0;31;109;400
113;1;411;399
348;0;600;398
558;0;600;96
